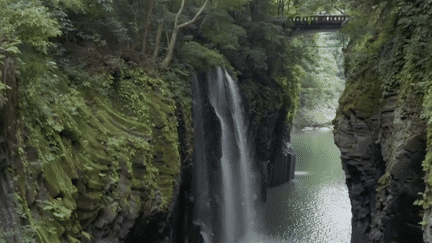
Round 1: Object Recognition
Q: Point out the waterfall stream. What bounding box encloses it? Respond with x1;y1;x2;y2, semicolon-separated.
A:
192;67;350;243
193;67;258;243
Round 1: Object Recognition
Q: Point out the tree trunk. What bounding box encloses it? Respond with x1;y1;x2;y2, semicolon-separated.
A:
160;0;209;69
250;0;260;22
277;0;281;15
160;27;179;69
141;0;155;58
131;0;140;50
287;0;291;15
151;18;165;64
151;5;166;63
281;0;285;16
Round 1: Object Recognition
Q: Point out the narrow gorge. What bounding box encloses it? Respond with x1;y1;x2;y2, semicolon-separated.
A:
2;0;432;242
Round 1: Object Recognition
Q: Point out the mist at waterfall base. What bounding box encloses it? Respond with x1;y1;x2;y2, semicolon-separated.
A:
192;68;351;243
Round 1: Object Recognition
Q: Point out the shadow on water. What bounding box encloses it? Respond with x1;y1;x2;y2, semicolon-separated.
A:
262;128;351;243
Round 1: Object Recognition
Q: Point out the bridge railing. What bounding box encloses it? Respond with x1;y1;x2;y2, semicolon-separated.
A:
291;15;349;24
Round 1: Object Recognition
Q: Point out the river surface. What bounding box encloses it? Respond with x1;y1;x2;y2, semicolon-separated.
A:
260;128;351;243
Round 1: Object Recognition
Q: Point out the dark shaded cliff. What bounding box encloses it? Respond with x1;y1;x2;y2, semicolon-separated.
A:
239;77;295;199
333;0;432;242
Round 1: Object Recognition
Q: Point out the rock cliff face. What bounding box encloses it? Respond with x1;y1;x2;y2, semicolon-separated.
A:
334;91;426;242
0;61;294;243
332;1;432;241
0;50;192;242
239;77;296;201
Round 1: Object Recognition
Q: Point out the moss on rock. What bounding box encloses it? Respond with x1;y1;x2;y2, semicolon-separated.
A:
333;0;432;241
2;65;181;242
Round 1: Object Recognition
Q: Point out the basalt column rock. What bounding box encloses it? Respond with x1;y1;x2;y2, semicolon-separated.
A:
168;100;198;243
333;108;385;243
268;115;296;188
333;85;426;242
370;93;426;243
191;71;223;243
239;78;296;201
0;55;27;243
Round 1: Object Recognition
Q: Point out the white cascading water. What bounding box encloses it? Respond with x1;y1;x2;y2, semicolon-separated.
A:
207;67;256;242
225;69;255;234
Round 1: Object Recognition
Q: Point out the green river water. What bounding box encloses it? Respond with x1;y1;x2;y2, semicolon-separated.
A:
263;128;351;243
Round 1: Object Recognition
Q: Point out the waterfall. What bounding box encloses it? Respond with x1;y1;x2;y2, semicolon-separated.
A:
208;68;237;243
223;69;256;234
193;67;258;243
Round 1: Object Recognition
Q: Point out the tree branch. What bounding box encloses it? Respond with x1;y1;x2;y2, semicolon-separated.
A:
334;7;347;15
178;0;209;29
173;0;186;30
160;0;210;69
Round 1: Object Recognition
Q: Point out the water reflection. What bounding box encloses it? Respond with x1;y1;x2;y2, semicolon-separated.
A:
263;129;351;243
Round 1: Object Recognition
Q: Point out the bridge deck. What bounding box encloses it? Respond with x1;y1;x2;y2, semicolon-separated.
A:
291;15;350;25
289;15;349;36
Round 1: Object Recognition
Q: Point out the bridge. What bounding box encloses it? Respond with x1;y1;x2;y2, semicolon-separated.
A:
289;15;349;37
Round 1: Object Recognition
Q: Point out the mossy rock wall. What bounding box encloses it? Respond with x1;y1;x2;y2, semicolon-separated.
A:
333;0;432;241
0;65;183;242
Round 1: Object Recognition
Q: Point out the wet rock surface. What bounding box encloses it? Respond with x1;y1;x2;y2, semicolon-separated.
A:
239;78;296;200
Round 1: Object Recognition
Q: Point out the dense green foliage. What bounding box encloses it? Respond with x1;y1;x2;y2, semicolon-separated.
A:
0;0;353;241
293;33;345;129
1;62;180;242
269;0;349;16
0;1;180;241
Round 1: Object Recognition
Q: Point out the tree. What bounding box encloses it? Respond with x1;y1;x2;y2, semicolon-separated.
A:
141;0;155;58
159;0;210;69
269;0;350;16
293;0;349;15
151;5;167;64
